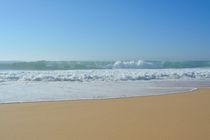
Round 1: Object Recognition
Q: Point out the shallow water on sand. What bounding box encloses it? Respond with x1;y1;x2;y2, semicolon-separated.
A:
0;78;210;103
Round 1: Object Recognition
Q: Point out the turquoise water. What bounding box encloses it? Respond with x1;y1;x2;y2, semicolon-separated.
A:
0;60;210;70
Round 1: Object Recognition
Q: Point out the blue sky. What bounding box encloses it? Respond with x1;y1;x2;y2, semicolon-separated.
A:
0;0;209;61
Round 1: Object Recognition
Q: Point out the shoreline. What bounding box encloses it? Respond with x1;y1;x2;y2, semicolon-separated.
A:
0;87;201;105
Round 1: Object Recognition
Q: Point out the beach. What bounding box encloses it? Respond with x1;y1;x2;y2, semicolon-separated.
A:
0;88;210;140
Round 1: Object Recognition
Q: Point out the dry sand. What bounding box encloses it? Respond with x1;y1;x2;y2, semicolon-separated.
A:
0;88;210;140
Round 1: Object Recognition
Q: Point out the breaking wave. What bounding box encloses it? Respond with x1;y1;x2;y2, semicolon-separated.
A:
0;60;210;70
112;60;155;69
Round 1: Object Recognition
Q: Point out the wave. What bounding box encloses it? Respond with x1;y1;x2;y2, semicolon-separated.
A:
0;60;210;70
1;68;210;82
112;60;156;69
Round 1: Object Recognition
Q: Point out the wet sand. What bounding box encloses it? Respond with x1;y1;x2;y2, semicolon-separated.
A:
0;88;210;140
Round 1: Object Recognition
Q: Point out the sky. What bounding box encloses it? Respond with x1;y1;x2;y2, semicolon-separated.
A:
0;0;209;61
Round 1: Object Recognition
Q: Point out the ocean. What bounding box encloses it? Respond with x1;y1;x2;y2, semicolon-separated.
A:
0;60;210;103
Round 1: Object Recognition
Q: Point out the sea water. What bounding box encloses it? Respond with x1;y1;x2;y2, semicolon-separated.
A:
0;60;210;103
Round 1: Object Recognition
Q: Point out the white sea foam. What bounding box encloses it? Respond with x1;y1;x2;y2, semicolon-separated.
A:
0;68;210;82
112;60;155;69
0;68;210;103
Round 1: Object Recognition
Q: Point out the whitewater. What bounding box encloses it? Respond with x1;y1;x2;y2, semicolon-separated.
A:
0;60;210;103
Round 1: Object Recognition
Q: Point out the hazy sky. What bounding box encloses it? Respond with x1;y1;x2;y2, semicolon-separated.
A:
0;0;209;61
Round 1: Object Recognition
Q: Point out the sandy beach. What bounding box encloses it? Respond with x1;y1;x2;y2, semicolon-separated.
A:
0;89;210;140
